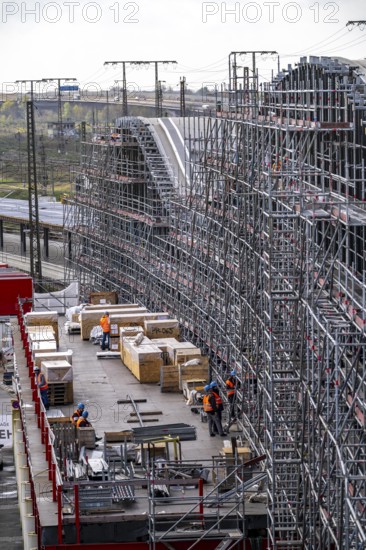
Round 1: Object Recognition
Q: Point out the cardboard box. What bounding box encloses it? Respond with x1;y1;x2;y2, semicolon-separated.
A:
41;360;73;383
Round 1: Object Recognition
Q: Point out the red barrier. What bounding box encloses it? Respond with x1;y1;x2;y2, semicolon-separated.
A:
75;484;80;544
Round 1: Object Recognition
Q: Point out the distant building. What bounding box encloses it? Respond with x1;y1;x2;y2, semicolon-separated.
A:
47;120;76;138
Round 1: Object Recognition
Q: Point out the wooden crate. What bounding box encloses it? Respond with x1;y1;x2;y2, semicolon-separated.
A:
84;303;138;311
109;312;169;337
214;447;252;490
41;360;72;383
178;357;209;390
77;427;96;449
122;336;163;383
28;327;55;345
144;319;180;340
47;381;73;405
80;307;147;340
166;342;202;366
31;340;57;355
109;337;120;352
89;291;118;305
160;365;180;392
34;350;73;367
25;311;59;346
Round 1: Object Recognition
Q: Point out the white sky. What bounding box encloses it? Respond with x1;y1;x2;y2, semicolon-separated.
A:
1;0;365;93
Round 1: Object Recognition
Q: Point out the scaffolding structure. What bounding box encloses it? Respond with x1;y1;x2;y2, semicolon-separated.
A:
65;55;366;548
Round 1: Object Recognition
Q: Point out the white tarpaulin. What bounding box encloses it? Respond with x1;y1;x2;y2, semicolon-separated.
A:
34;281;79;314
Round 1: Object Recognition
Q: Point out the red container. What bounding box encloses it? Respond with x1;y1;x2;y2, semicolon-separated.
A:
0;275;33;315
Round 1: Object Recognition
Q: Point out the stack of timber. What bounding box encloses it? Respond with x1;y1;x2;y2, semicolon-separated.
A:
24;311;59;346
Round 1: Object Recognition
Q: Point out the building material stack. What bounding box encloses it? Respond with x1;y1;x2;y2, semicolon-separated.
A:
40;360;73;405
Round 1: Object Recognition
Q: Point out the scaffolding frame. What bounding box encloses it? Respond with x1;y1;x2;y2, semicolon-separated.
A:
65;55;366;548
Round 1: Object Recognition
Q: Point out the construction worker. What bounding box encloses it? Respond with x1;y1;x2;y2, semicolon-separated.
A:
76;411;103;441
225;370;239;418
34;366;49;410
71;403;85;425
100;311;111;351
203;385;226;437
210;381;224;430
76;410;91;428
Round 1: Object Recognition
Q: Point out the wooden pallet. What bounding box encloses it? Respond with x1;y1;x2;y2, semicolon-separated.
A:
47;381;73;405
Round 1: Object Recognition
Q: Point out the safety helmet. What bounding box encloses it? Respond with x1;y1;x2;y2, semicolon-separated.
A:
210;381;218;388
77;403;85;410
104;311;109;315
230;370;236;376
204;385;211;392
81;411;89;418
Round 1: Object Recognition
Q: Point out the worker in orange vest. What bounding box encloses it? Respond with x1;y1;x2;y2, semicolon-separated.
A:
225;370;239;418
34;366;49;410
100;311;111;351
71;403;85;425
76;410;91;428
76;411;103;441
210;381;224;431
203;385;226;437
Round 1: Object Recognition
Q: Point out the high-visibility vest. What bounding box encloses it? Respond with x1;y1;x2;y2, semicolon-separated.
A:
71;410;82;425
76;417;89;428
203;395;214;413
100;315;110;332
212;390;222;407
226;378;236;397
37;373;48;391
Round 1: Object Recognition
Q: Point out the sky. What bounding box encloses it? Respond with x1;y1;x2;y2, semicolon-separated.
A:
0;0;365;94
